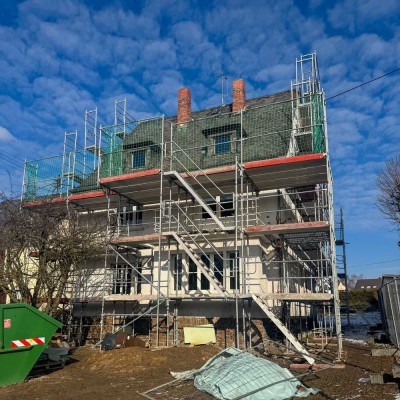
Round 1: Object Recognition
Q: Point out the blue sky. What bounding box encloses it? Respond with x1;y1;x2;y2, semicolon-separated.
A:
0;0;399;277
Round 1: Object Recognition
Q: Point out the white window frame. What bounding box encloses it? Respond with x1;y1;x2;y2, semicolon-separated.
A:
211;131;234;155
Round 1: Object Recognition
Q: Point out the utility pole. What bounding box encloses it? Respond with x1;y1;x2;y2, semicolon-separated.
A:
336;208;350;326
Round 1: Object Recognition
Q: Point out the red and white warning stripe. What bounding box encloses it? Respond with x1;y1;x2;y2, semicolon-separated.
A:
11;337;45;348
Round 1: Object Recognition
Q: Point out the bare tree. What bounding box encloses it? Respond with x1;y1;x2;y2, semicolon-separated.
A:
377;156;400;227
347;274;363;290
0;193;109;316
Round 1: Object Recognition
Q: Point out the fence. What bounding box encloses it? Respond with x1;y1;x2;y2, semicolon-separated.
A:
379;276;400;348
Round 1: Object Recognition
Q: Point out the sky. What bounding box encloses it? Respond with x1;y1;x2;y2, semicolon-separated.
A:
0;0;399;278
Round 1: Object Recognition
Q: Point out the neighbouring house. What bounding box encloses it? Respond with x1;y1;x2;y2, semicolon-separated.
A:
20;53;342;362
354;278;382;291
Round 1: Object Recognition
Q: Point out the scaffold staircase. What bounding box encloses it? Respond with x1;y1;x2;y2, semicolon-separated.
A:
251;294;315;365
164;171;234;231
162;152;234;297
160;194;230;297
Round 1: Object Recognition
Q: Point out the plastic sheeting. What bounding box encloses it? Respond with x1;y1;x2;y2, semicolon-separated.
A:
193;348;318;400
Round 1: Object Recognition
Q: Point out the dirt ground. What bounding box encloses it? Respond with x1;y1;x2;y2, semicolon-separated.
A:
0;340;398;400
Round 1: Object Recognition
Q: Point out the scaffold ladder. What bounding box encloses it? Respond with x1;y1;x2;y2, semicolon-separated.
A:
251;294;315;365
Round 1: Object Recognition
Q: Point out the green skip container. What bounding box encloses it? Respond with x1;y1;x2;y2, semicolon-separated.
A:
0;303;62;387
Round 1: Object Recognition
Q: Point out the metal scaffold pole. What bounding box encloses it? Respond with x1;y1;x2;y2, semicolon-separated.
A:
99;189;112;348
156;115;165;347
327;160;343;359
339;208;350;327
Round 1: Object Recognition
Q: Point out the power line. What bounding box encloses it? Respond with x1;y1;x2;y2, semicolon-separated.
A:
0;154;24;170
0;148;24;161
0;157;24;171
348;258;400;269
326;67;400;101
0;152;22;164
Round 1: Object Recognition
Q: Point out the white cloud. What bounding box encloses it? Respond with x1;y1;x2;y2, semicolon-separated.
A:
328;0;399;32
0;126;15;141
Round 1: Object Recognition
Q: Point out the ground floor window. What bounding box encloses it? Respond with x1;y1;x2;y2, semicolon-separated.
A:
200;255;211;290
188;259;197;290
214;253;224;284
170;251;239;292
112;264;132;295
173;254;183;290
195;253;228;291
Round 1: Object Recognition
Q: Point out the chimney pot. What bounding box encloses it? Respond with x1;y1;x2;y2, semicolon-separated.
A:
232;79;246;112
177;88;191;125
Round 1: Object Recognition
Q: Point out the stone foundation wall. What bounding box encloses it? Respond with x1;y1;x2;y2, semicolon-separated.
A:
74;314;314;348
136;316;272;348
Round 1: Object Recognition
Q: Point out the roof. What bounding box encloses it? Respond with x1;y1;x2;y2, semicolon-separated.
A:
73;90;295;195
354;278;382;290
24;88;327;202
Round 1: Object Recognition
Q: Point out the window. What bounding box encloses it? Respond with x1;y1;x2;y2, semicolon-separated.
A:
214;133;232;154
188;259;197;291
173;254;183;290
112;264;132;295
186;253;228;292
135;210;143;225
214;253;224;284
136;262;142;295
132;149;146;168
202;199;217;219
119;206;143;227
220;195;234;217
202;196;235;219
200;255;210;290
200;253;224;290
119;207;133;225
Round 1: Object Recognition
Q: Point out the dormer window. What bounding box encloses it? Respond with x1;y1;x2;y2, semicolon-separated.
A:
132;149;146;168
213;133;232;154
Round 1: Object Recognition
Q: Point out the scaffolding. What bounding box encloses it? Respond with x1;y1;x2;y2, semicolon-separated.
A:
22;53;342;361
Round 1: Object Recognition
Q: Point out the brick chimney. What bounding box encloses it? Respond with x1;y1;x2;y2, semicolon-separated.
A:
177;88;191;125
232;79;246;112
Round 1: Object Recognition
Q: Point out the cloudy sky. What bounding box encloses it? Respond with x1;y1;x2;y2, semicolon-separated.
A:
0;0;399;277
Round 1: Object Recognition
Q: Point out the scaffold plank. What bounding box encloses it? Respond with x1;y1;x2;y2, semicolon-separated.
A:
245;221;329;235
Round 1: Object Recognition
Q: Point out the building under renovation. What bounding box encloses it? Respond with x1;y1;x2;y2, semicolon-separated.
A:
22;53;342;363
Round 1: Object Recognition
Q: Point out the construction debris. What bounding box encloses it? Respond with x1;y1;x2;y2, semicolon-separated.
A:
371;347;398;357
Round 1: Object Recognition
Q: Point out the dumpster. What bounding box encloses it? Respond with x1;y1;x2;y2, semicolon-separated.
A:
0;303;62;387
